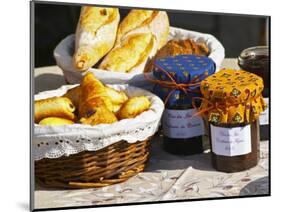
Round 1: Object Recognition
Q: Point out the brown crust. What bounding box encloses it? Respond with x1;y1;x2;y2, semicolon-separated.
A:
144;38;210;72
63;86;81;109
34;97;76;123
117;96;151;120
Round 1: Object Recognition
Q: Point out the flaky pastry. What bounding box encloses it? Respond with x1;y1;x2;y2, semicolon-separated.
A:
117;96;151;119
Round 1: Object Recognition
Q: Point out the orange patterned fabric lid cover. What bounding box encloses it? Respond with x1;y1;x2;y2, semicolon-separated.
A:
199;69;267;124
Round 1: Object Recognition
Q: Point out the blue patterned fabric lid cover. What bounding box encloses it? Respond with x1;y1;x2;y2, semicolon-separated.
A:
152;54;216;106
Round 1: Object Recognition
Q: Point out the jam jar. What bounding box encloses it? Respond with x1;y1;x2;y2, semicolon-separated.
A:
199;69;267;172
209;121;260;172
162;100;204;155
152;54;216;155
238;46;269;140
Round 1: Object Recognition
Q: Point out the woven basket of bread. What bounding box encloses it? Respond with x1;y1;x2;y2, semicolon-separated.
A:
54;7;224;89
33;73;164;189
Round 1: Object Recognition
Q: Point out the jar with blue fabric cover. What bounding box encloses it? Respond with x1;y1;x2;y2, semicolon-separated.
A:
152;54;216;155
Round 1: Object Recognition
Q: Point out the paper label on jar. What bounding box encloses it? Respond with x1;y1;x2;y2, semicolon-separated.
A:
210;124;251;156
162;109;205;139
259;97;269;125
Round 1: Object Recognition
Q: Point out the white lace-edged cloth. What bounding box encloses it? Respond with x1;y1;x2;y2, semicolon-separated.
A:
33;84;164;161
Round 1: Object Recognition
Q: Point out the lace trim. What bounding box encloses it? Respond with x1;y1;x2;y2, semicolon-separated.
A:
33;84;164;160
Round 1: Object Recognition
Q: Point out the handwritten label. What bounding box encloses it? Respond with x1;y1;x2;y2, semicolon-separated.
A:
210;124;251;156
259;97;269;125
162;109;205;139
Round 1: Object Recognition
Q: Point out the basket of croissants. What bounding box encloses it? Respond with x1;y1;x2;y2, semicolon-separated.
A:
33;72;164;188
54;6;224;88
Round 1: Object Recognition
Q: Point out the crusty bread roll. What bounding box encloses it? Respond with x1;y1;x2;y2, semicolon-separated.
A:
117;96;151;119
99;9;169;73
144;39;210;72
99;33;157;73
116;10;169;50
39;117;74;126
35;97;76;123
73;6;120;71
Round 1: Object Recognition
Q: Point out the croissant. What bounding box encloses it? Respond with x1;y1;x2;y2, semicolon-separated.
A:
34;97;76;123
39;117;74;126
80;106;117;126
99;33;157;72
78;72;117;125
79;97;108;118
117;96;151;119
79;72;113;115
73;6;120;71
63;85;81;109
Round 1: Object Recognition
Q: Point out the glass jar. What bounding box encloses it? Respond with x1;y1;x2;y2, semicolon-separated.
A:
162;101;204;155
152;54;216;155
238;46;269;140
199;69;267;172
209;121;260;173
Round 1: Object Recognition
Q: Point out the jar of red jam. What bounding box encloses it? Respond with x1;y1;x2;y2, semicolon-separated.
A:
238;46;269;140
199;69;267;172
153;54;216;155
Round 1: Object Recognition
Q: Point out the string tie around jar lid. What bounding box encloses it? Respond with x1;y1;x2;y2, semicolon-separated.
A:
191;96;243;117
144;63;204;105
191;95;267;124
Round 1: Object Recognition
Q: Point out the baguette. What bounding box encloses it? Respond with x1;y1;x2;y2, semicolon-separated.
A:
99;9;169;73
99;33;157;73
73;6;120;71
116;9;169;49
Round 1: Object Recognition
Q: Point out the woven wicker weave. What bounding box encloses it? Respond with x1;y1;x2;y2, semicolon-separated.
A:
35;139;150;189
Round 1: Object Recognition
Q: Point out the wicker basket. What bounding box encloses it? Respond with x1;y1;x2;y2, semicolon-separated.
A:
35;139;150;189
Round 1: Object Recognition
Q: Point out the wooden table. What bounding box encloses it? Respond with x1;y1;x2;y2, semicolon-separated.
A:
33;59;269;210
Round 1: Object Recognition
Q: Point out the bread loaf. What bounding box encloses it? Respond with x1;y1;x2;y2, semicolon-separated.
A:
144;39;210;72
116;10;169;49
99;9;169;73
99;33;157;73
73;7;120;71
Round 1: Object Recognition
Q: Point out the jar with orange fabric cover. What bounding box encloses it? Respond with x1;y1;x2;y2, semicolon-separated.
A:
198;69;267;172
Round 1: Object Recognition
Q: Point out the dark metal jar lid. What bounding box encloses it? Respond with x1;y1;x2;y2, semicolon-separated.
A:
238;46;269;68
